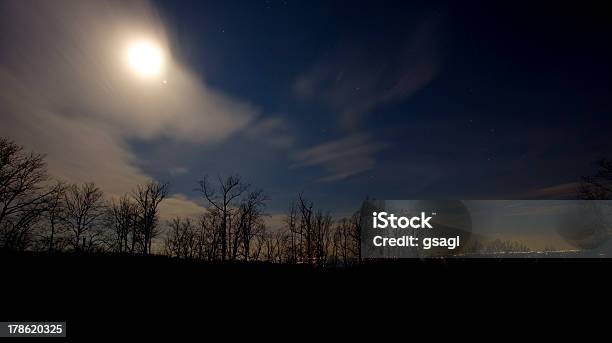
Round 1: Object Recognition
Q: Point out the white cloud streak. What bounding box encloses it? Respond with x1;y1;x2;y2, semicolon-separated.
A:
292;134;387;182
244;117;295;149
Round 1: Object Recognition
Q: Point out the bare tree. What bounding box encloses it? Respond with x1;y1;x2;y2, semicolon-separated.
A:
164;217;196;258
580;158;612;200
197;209;221;260
236;189;267;261
333;218;349;266
40;181;67;252
63;183;105;252
250;224;267;261
297;193;314;264
197;175;248;261
133;181;168;255
350;211;362;264
271;229;289;263
292;193;335;266
108;195;138;253
332;215;361;267
285;201;299;264
0;138;54;250
311;210;333;265
263;229;275;262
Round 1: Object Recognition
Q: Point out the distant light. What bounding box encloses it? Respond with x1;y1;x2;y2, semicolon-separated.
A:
128;41;163;77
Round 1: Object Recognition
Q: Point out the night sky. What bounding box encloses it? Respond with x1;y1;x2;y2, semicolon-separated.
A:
2;0;611;218
149;0;612;212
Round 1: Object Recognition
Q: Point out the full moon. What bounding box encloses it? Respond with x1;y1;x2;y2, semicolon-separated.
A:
127;41;164;77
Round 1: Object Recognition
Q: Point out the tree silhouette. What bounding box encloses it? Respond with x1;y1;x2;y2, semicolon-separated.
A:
133;181;168;255
236;189;267;261
197;175;248;261
108;195;138;254
0;138;54;250
197;209;221;260
285;201;299;263
63;183;105;252
40;181;67;252
164;217;197;258
580;158;612;200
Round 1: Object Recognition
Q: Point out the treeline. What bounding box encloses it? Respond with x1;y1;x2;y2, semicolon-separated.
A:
6;135;607;262
164;188;361;265
1;137;168;254
0;137;361;266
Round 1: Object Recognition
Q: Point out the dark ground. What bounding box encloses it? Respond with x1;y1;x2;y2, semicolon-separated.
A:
1;251;608;340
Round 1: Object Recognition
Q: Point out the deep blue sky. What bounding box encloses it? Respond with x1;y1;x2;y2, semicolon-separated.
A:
135;0;612;214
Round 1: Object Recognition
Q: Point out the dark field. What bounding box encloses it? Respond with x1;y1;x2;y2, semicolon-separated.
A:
2;251;608;340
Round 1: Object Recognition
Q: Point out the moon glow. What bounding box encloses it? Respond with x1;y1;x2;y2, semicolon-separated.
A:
127;41;163;77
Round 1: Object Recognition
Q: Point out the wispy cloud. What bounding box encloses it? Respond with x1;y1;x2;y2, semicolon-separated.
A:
168;166;190;176
292;16;441;181
244;117;295;149
294;17;441;130
292;134;387;182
